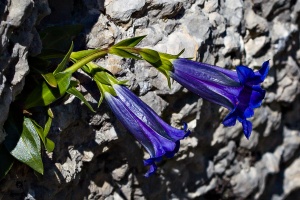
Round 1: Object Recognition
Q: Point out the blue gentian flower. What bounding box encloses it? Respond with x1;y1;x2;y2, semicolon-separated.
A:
170;59;269;139
104;84;190;177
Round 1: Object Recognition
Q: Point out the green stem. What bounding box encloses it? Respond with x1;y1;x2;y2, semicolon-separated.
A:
64;49;108;74
117;47;141;54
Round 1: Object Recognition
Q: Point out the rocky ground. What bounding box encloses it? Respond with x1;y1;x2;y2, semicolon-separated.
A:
1;0;300;199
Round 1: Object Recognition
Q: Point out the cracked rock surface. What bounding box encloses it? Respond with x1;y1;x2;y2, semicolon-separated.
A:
1;0;300;199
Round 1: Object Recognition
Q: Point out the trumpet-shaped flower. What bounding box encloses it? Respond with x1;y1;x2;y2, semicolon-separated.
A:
104;84;190;177
170;59;269;139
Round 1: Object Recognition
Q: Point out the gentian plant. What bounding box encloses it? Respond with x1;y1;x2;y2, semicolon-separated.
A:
0;31;269;180
114;47;269;139
78;62;190;176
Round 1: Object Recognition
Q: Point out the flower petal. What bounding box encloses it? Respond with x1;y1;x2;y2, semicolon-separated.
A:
171;70;238;110
240;119;252;139
223;110;237;127
171;59;269;139
236;65;256;84
144;163;157;177
105;85;189;177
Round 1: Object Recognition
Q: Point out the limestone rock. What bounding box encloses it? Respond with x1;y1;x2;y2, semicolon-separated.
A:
0;0;50;142
105;0;146;22
245;9;269;36
1;0;300;199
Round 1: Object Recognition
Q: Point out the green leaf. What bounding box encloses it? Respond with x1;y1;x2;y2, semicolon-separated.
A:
93;70;112;85
159;49;185;60
53;42;74;75
139;48;160;63
109;47;141;60
95;81;105;107
69;80;80;88
42;109;55;152
65;50;108;74
113;35;146;47
24;71;72;109
55;72;73;95
44;115;52;138
71;49;102;61
4;117;44;174
47;108;54;119
80;62;112;85
66;87;96;112
0;144;14;180
41;73;57;88
28;118;55;153
44;138;55;153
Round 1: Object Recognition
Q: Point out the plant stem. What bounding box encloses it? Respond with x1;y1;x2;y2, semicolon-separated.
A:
64;49;108;74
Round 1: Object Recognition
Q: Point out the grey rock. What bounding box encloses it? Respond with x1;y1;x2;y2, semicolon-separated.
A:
135;24;164;46
156;31;199;57
0;0;50;143
222;27;242;55
245;9;269;36
259;0;286;19
271;19;298;55
282;127;300;162
208;12;226;36
283;158;300;198
111;164;129;181
203;0;219;13
6;0;33;27
231;167;259;198
140;91;168;115
245;36;269;57
291;0;300;23
59;147;85;183
86;15;119;48
240;130;259;149
148;0;183;19
2;0;300;199
222;0;243;28
105;0;146;22
184;7;211;46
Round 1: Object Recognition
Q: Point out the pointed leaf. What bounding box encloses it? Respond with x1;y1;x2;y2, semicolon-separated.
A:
47;108;54;119
139;49;160;63
159;49;185;60
44;139;55;153
113;35;146;47
4;117;43;174
0;144;14;180
55;71;73;95
24;72;72;109
67;87;96;112
81;62;111;85
95;81;105;107
41;73;57;87
53;42;74;75
29;118;55;153
42;117;55;152
69;80;80;88
93;70;112;85
44;116;52;138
